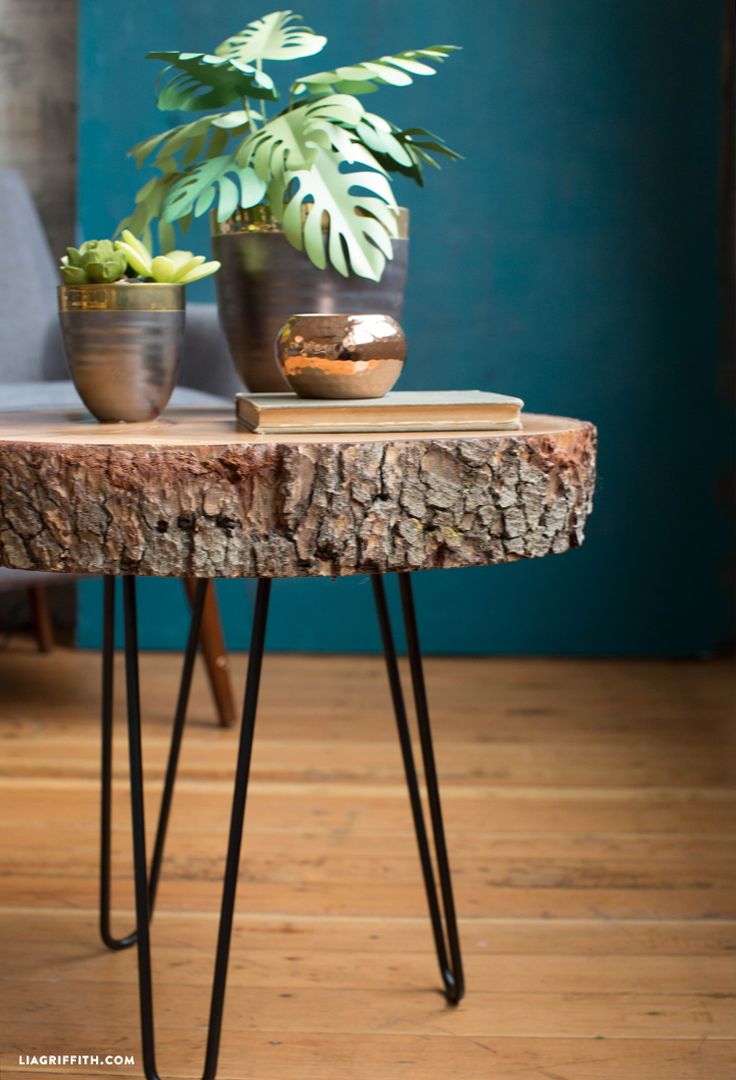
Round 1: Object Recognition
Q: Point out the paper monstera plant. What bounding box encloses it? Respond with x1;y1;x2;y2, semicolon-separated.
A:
122;9;461;281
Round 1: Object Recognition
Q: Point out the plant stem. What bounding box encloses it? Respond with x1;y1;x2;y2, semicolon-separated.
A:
243;96;258;131
256;59;269;123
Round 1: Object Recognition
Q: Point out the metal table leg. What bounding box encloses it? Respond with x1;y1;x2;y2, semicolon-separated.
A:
99;570;461;1079
372;573;465;1004
99;576;208;950
120;575;271;1080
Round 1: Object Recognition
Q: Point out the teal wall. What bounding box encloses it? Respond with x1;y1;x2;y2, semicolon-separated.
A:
77;0;733;656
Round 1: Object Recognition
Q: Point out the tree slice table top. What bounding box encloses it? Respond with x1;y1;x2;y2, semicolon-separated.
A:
0;408;596;579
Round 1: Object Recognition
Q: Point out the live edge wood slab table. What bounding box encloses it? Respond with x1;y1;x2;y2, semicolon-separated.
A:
0;408;596;1080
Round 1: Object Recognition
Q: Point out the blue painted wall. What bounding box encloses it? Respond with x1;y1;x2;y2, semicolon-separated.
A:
77;0;732;656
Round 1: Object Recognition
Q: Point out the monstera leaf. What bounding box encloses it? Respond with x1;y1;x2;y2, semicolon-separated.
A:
323;110;460;187
216;10;327;63
272;144;399;280
147;51;277;111
118;167;182;253
161;156;267;223
343;112;414;168
400;127;462;170
235;95;364;179
366;123;462;185
129;110;255;169
291;45;459;97
124;13;462;282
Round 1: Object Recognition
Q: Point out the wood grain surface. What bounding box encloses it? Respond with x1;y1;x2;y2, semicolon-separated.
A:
0;408;596;578
0;648;734;1078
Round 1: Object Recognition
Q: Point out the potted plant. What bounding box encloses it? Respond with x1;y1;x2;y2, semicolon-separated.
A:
58;233;220;422
122;9;461;391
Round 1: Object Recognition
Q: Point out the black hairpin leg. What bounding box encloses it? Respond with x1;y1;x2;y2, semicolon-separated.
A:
99;575;208;950
372;572;465;1004
122;574;271;1080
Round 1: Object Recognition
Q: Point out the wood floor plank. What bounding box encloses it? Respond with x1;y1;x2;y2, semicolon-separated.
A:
1;650;734;1079
3;940;735;994
5;979;736;1038
4;822;736;864
3;735;734;788
3;781;735;836
2;1035;736;1080
3;874;735;919
3;826;736;891
4;910;735;955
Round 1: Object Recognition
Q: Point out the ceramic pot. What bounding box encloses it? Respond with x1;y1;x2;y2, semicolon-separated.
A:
276;313;407;399
58;283;185;422
211;209;408;392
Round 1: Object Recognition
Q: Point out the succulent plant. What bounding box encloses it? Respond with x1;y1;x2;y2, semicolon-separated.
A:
60;240;128;285
59;233;221;287
115;231;221;284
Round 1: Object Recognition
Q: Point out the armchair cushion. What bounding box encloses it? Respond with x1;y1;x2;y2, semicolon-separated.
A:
0;170;67;382
0;381;229;412
179;302;241;399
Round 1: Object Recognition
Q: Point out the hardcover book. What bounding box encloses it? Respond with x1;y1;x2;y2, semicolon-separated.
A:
236;390;524;434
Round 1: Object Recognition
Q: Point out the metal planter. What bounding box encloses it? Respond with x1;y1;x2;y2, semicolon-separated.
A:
211;211;409;392
58;283;185;422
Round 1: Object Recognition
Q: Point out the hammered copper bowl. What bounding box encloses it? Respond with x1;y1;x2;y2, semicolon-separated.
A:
275;313;407;399
212;208;409;391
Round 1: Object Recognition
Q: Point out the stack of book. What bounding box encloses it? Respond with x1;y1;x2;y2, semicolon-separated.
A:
236;390;524;434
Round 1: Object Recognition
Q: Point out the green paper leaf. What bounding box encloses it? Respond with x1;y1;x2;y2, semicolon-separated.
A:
274;143;399;280
354;118;413;168
211;109;257;129
129;112;256;169
162;155;267;222
181;131;208;166
380;55;436;76
194;189;216;217
410;146;440;169
118;173;178;241
147;51;277;111
207;126;230;160
157;220;176;253
215;175;239;221
403;127;463;158
236;95;364;179
291;44;459;97
129;130;171;167
238;167;269;208
216;11;327;63
358;61;413;87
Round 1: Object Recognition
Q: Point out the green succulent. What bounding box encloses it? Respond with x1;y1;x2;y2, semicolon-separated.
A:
60;240;128;285
115;231;221;283
121;10;461;281
59;233;220;287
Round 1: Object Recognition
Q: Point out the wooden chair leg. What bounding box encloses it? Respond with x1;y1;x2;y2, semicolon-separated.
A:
28;585;54;652
182;578;236;728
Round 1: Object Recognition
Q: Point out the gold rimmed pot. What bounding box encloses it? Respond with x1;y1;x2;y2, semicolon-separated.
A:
211;209;409;392
58;283;185;422
276;313;407;399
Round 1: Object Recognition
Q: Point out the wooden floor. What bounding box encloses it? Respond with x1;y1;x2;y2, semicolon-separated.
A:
0;646;734;1079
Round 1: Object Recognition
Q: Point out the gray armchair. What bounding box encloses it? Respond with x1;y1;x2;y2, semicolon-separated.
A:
0;169;237;724
0;168;240;396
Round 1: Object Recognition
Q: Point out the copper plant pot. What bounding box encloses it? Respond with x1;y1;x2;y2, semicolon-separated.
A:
58;283;185;422
276;313;407;399
211;209;409;392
